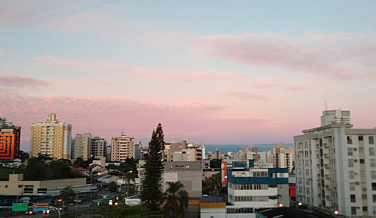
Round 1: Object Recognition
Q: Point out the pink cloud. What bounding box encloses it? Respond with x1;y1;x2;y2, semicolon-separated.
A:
194;33;376;80
0;91;286;150
220;90;273;101
35;56;248;83
0;74;52;87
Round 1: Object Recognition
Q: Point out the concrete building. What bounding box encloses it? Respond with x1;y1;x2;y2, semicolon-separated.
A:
294;109;376;217
0;174;86;197
163;161;202;198
92;136;107;158
200;196;226;218
30;113;72;159
269;143;295;173
106;145;112;161
226;161;289;218
73;133;92;160
163;139;204;162
134;141;143;160
0;117;21;160
111;133;135;162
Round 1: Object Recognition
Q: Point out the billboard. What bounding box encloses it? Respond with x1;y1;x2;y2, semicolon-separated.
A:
0;127;20;160
221;162;227;185
162;172;178;182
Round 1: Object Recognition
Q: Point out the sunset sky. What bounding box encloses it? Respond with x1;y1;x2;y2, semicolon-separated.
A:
1;1;376;151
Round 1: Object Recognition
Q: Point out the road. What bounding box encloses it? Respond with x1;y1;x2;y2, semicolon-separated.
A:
4;202;91;218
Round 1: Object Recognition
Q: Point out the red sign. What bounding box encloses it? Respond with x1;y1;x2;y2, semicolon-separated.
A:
221;161;227;185
33;203;49;208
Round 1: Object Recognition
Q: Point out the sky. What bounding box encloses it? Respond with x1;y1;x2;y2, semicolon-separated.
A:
1;1;376;151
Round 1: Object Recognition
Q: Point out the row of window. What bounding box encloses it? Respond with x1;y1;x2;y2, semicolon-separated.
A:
227;208;254;214
229;183;269;190
347;136;374;144
233;196;269;202
348;147;375;156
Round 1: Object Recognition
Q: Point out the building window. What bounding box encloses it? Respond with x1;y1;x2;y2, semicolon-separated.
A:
349;171;355;179
373;195;376;202
371;148;375;156
370;136;375;144
372;171;376;179
371;159;376;167
347;136;353;144
351;207;357;215
359;136;364;141
360;159;365;164
350;183;355;191
374;206;376;215
363;194;367;199
351;194;356;202
348;148;353;156
348;159;354;167
372;183;376;191
363;207;367;212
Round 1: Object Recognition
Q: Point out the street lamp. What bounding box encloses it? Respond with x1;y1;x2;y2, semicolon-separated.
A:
334;210;339;215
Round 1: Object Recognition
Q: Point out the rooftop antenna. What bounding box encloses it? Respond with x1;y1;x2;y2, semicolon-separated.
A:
325;100;327;110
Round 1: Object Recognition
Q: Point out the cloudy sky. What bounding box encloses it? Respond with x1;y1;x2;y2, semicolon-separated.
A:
1;1;376;151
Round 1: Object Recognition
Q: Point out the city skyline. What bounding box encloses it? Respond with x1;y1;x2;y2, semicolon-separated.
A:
1;1;376;151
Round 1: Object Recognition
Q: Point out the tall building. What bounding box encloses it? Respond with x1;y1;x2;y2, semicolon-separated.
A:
269;143;295;173
163;138;203;162
294;109;376;217
91;137;106;158
73;133;92;160
30;113;71;159
0;117;21;160
111;133;135;162
135;141;143;160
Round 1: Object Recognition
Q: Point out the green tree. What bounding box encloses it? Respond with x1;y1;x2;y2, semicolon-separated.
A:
60;186;75;206
141;123;165;211
161;181;189;218
123;172;135;196
109;181;117;193
73;156;86;168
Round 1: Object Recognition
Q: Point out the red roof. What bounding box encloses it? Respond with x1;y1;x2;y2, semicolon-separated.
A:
72;167;88;172
87;164;99;170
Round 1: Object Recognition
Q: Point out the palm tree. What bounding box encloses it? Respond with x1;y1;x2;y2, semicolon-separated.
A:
161;181;189;218
59;186;75;207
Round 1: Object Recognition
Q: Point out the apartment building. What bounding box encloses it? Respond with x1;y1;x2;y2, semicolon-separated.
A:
294;109;376;217
30;113;72;159
226;160;289;218
73;133;92;160
92;137;106;158
163;139;203;162
268;143;295;173
0;117;21;160
111;133;135;162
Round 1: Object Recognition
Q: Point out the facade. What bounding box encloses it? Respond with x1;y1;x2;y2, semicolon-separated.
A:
226;160;289;218
73;133;92;160
269;143;295;173
92;136;106;158
164;139;204;162
134;141;143;160
163;161;202;198
0;174;86;197
0;117;21;160
111;133;135;162
294;109;376;217
30;113;72;159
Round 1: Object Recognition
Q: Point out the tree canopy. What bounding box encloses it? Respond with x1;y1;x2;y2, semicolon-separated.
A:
161;181;189;218
141;123;165;211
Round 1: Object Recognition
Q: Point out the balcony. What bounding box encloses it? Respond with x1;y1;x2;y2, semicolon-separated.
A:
325;174;333;180
324;153;332;158
324;164;333;169
325;185;334;190
326;195;334;201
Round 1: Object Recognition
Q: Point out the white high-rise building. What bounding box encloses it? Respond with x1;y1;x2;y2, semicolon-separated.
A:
111;133;135;162
294;109;376;217
73;133;92;160
30;113;72;159
269;143;295;173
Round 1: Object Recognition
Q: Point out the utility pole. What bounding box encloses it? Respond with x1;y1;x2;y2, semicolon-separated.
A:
75;191;79;218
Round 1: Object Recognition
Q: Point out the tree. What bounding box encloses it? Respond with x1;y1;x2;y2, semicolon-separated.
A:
108;181;117;193
17;150;29;162
60;186;75;206
123;172;135;196
161;181;189;218
141;123;165;211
